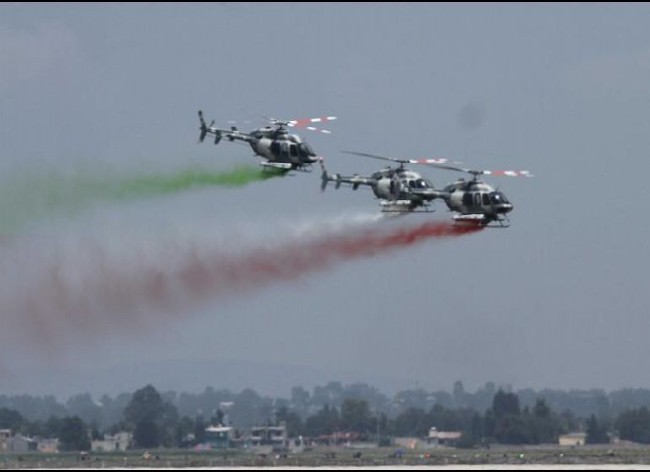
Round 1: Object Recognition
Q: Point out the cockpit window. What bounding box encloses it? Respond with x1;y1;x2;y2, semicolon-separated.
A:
298;143;315;157
413;179;432;189
490;192;509;204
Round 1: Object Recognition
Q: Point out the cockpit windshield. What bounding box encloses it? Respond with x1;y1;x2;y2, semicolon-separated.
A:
411;178;432;189
298;143;316;157
490;191;509;204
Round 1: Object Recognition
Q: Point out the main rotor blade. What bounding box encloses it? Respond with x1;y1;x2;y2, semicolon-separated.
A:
342;151;410;164
481;170;533;177
289;116;337;126
287;116;337;134
343;151;448;166
411;161;533;177
343;150;532;178
288;125;333;134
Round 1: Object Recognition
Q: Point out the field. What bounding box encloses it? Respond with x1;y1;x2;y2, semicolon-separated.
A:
3;446;650;469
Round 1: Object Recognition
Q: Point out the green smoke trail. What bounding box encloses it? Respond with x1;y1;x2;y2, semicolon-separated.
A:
0;164;286;234
111;164;286;198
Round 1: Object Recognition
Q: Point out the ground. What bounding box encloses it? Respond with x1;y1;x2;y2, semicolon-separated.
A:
2;445;650;469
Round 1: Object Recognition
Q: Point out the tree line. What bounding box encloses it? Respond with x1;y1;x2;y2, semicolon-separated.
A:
3;381;650;449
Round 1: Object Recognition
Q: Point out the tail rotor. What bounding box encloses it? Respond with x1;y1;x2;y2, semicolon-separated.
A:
320;160;329;192
198;110;220;144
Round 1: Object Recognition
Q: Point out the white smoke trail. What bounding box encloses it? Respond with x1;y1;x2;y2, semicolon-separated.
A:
0;211;383;348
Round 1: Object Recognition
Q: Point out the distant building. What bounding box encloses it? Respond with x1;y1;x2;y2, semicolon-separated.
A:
37;439;59;454
315;431;361;447
559;433;587;447
91;432;132;452
204;426;235;449
428;428;463;447
7;435;38;453
249;424;288;452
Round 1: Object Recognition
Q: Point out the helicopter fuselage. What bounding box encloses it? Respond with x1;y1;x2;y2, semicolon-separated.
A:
241;128;318;169
370;168;435;204
443;179;513;221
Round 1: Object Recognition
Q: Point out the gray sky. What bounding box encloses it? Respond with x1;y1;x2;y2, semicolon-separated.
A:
1;3;650;398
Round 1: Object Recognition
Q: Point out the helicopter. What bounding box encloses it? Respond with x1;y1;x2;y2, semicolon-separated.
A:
198;110;336;172
320;151;447;213
321;151;532;227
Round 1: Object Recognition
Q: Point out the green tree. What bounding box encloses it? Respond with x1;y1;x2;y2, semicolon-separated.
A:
456;412;484;449
194;416;206;444
304;405;340;437
341;399;372;434
66;393;103;428
0;408;23;432
175;416;195;448
134;420;160;449
43;416;64;439
492;390;521;418
123;385;178;449
586;414;609;444
453;381;467;407
616;407;650;444
494;414;531;445
59;416;91;452
530;399;562;444
291;386;310;415
392;407;428;437
490;392;530;445
275;406;304;438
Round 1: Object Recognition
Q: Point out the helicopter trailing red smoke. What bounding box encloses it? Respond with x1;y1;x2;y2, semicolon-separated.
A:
0;217;482;351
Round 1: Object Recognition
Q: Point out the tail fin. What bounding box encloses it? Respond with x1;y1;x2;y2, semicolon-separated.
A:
320;160;329;192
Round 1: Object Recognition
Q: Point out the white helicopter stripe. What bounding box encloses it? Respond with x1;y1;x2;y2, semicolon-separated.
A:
483;170;532;177
411;159;448;164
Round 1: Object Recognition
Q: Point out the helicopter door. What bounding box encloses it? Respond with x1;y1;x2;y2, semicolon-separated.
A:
289;144;299;161
280;142;290;159
482;193;490;207
270;141;281;156
474;193;482;208
462;192;473;209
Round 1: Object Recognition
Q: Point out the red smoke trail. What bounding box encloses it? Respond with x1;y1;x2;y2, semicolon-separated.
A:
4;220;482;350
145;220;482;306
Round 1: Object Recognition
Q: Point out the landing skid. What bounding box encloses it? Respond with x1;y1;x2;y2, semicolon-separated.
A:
380;200;435;214
261;162;314;174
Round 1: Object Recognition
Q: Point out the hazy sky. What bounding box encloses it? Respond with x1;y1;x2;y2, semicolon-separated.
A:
2;3;650;398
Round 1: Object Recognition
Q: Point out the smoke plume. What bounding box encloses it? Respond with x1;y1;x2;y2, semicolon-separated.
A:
0;164;285;235
0;215;482;353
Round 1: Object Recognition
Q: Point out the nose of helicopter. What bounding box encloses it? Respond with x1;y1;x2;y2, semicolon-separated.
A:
498;203;513;214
